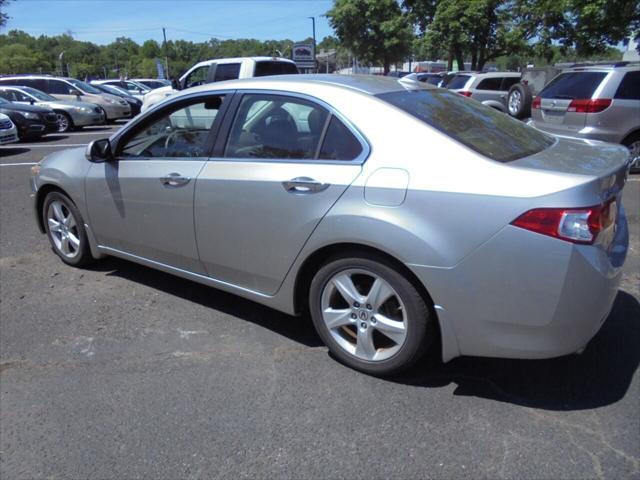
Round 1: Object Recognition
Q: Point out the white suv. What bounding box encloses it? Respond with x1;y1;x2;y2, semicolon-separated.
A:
141;57;299;112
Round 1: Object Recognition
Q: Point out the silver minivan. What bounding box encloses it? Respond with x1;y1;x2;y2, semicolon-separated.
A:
529;64;640;172
0;76;131;122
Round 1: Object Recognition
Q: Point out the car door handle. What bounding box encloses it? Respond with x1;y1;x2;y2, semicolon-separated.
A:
282;177;330;194
159;172;191;188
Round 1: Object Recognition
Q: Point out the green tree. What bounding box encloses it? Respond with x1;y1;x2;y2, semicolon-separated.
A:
326;0;413;73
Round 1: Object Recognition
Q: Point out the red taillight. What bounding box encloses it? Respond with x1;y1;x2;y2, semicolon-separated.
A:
458;91;472;97
567;98;612;113
511;200;616;245
532;96;541;109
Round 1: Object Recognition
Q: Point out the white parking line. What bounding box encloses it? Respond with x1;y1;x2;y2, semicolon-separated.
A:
0;162;37;166
0;143;87;148
628;177;640;182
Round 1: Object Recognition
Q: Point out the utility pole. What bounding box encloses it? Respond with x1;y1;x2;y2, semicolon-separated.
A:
308;16;316;73
162;27;170;79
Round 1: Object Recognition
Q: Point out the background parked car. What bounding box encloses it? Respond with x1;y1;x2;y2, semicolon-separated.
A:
92;79;150;99
0;112;19;145
529;63;640;173
0;97;58;140
0;86;105;132
0;76;131;122
414;72;445;85
446;71;521;111
90;83;142;117
141;56;299;111
133;78;171;90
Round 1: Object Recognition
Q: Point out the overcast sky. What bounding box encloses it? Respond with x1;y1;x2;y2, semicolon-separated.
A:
1;0;335;44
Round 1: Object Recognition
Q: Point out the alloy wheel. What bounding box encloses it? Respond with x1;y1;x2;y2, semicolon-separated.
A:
56;113;70;132
320;268;408;361
508;90;521;116
47;200;81;258
628;140;640;172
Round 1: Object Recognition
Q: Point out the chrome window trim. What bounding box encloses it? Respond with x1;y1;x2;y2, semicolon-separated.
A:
216;88;371;166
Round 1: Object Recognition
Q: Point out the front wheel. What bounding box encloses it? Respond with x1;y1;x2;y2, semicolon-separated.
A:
42;191;94;267
309;254;435;376
55;112;73;133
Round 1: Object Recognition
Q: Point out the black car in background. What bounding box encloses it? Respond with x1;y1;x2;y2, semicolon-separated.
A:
0;97;58;140
90;83;142;117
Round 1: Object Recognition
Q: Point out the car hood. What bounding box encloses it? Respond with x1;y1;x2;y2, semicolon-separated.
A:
0;102;53;114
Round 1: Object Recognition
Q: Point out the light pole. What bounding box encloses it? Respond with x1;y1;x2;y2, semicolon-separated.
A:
162;27;170;79
308;16;316;73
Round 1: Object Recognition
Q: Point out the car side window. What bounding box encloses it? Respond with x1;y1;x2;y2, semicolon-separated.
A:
214;63;241;82
501;77;520;90
120;95;225;159
319;117;363;161
224;94;329;160
614;71;640;100
48;80;71;95
476;78;502;90
184;66;209;89
0;90;12;101
8;90;30;102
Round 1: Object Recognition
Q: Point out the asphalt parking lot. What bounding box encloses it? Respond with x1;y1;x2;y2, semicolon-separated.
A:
1;127;639;479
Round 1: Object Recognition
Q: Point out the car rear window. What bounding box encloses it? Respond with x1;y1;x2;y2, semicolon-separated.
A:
254;61;299;77
378;89;555;162
446;75;471;90
539;72;608;99
214;63;241;82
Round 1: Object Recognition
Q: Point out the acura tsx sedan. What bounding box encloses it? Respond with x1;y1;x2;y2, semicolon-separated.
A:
30;75;630;375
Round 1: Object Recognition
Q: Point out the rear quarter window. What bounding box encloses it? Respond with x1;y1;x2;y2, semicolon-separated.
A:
378;89;555;162
254;61;299;77
446;75;471;90
540;72;608;99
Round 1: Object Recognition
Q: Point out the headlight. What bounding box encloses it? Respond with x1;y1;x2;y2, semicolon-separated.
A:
73;106;92;113
118;100;127;106
22;111;40;120
105;98;118;105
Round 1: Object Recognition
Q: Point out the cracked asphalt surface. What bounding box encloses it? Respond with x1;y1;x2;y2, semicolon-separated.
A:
1;126;639;479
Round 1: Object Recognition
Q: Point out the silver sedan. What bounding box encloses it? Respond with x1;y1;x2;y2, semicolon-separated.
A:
30;75;631;375
0;86;105;132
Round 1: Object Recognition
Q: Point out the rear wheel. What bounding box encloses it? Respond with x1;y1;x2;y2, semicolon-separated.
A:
623;132;640;173
507;83;532;119
309;254;435;376
42;191;94;267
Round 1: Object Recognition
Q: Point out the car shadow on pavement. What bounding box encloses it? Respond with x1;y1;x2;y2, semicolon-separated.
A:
89;258;639;410
26;135;69;143
396;290;640;411
90;257;323;348
0;148;31;156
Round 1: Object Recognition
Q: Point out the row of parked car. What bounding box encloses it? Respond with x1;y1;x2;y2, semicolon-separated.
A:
0;76;171;145
404;62;640;172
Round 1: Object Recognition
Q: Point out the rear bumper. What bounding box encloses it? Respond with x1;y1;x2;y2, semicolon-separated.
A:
410;206;628;362
529;119;624;144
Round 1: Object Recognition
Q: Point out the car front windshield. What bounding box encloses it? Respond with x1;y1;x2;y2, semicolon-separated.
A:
67;79;102;94
378;89;555;162
20;87;57;101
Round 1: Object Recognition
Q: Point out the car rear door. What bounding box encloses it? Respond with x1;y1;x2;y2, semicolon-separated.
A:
85;92;231;274
194;92;367;295
534;71;610;136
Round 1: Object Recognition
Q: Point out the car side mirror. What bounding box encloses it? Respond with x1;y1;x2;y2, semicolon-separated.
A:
172;79;181;91
86;138;114;163
69;88;81;98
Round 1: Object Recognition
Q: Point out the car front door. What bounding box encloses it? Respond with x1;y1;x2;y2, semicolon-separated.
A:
194;92;367;295
85;92;230;273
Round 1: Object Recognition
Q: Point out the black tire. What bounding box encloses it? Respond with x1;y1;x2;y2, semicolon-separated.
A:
42;191;94;267
309;253;436;376
622;132;640;174
506;83;532;119
54;111;73;133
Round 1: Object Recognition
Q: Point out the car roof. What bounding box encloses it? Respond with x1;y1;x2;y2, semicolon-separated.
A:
183;74;430;97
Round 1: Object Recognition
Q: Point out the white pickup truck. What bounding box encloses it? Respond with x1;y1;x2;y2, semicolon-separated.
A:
141;56;299;112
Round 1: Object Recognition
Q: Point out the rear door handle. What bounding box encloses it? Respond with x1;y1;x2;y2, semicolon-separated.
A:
160;172;191;188
282;176;330;194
